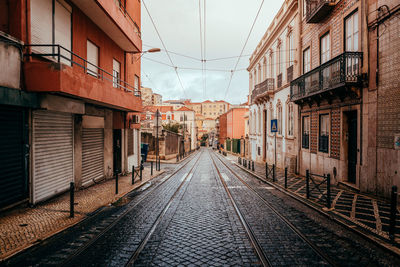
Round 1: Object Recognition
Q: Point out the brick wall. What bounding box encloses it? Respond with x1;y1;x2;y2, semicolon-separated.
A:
377;9;400;149
330;108;341;159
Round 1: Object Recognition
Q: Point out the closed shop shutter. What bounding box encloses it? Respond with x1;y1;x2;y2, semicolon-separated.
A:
82;128;104;186
0;107;28;208
128;129;134;156
33;110;73;204
30;0;52;54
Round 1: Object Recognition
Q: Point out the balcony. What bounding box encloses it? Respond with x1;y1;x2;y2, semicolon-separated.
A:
23;44;142;112
306;0;336;23
70;0;141;52
251;78;274;104
290;52;363;105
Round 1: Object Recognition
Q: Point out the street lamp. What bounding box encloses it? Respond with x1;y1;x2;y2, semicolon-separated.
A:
129;48;161;62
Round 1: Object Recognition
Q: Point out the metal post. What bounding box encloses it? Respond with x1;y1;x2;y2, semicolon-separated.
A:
274;132;277;167
327;174;331;209
132;165;135;184
156;109;159;172
69;182;74;218
389;185;398;241
248;161;251;170
177;154;179;162
306;170;310;199
252;161;255;172
266;163;269;179
285;167;288;189
115;171;119;195
151;161;153;176
272;164;276;182
140;159;143;181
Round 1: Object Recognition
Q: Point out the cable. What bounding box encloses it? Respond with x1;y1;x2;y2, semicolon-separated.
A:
207;54;252;61
142;0;188;98
204;0;207;98
224;0;265;98
199;0;205;98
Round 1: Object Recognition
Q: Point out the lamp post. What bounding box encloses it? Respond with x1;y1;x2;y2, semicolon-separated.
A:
155;109;161;171
129;48;161;61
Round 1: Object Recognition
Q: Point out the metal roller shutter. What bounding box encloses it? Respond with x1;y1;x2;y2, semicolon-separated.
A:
33;110;73;204
0;107;28;208
82;128;104;186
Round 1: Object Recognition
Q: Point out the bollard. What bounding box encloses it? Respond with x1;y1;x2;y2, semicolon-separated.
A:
243;159;246;167
327;174;331;209
248;161;251;170
266;163;269;179
306;170;310;199
140;160;143;181
177;154;179;163
252;161;255;172
272;164;276;182
115;171;119;195
69;182;74;218
132;165;135;185
151;161;153;176
285;167;288;189
389;185;398;241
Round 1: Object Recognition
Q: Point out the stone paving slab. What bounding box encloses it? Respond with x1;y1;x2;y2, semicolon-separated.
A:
0;167;164;261
222;153;400;245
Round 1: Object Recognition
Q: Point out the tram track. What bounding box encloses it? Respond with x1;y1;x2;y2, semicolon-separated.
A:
125;151;202;266
60;151;201;267
210;151;338;266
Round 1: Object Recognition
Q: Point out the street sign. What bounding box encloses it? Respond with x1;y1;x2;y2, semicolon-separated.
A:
271;119;278;133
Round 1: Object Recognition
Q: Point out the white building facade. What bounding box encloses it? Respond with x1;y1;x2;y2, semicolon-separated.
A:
247;0;300;172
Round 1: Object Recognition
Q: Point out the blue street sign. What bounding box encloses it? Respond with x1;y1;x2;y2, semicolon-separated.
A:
271;119;278;133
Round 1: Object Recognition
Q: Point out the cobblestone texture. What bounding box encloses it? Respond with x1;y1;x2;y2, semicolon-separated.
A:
0;166;163;261
233;153;400;242
135;151;259;266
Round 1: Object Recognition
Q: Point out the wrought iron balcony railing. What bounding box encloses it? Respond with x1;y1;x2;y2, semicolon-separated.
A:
251;78;274;104
24;44;141;97
290;52;362;103
306;0;336;23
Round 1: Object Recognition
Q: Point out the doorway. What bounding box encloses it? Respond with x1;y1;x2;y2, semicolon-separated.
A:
113;129;122;174
346;111;357;184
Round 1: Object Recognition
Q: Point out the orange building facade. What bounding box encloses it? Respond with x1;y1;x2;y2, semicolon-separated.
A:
0;0;143;207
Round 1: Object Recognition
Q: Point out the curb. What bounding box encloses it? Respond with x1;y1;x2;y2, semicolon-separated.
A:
228;157;400;257
0;170;167;262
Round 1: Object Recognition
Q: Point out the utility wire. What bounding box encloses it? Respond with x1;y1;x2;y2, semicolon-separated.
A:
204;0;207;97
199;0;205;98
142;0;188;98
224;0;265;98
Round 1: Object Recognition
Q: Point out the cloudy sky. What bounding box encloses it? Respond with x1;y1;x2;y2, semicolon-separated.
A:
141;0;284;105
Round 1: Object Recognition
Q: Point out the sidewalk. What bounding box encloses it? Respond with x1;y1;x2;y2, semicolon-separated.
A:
0;166;164;261
221;152;400;246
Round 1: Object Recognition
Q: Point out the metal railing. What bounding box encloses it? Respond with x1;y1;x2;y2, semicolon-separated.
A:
290;52;362;101
24;44;141;97
114;0;141;38
251;78;274;103
306;0;335;23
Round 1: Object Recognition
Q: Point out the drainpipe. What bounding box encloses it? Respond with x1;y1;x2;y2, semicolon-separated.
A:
296;2;302;175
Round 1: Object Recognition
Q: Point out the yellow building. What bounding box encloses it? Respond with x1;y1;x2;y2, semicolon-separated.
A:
201;100;230;119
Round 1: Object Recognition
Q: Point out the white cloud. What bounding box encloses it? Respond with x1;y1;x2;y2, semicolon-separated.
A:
141;0;284;104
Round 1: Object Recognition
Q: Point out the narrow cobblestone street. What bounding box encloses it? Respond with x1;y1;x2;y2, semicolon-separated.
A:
3;149;400;266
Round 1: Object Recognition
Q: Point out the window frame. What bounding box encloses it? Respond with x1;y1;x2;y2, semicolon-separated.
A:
318;113;330;153
320;32;330;64
303;47;311;74
344;10;359;52
302;115;310;149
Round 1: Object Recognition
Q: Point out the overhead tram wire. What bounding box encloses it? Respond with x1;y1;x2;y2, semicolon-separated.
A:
142;0;188;98
199;0;205;98
224;0;265;99
204;0;207;97
142;56;249;73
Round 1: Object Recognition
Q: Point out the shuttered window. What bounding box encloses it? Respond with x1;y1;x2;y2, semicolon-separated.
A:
113;59;121;88
55;0;72;65
87;40;99;77
30;0;52;54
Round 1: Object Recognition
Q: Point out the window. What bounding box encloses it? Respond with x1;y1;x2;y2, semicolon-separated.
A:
345;11;359;52
277;104;282;135
303;0;307;18
302;116;310;149
288;33;294;66
112;59;120;88
269;53;274;79
134;75;139;96
319;114;329;153
288;103;294;136
87;40;99;77
320;33;330;64
303;47;311;73
278;45;283;75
